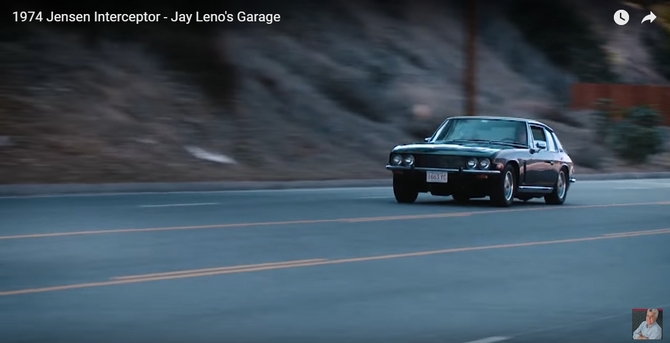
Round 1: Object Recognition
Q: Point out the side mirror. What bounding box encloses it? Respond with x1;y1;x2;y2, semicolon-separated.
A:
535;141;547;150
424;137;431;142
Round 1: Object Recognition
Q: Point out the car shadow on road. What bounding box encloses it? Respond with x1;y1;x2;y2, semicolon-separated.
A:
414;197;548;208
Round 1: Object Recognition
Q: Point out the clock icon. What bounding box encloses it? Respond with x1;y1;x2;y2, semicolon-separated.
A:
614;9;629;25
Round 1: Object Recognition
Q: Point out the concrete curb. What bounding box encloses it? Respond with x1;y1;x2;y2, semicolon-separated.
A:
0;172;669;196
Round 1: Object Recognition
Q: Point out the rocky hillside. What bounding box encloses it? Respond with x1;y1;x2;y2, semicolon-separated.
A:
1;0;669;184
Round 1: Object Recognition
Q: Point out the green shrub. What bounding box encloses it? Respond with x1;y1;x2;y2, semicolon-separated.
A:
592;98;617;143
597;103;666;163
505;0;617;83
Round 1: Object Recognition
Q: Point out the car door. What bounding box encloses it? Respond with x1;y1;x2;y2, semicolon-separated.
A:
525;125;554;187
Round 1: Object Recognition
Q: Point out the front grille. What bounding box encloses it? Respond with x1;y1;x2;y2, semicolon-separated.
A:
414;154;464;169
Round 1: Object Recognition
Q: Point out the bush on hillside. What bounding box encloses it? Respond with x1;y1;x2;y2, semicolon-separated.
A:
594;100;666;163
593;98;618;143
505;0;617;83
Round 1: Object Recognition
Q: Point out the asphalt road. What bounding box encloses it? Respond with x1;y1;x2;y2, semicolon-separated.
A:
1;179;670;343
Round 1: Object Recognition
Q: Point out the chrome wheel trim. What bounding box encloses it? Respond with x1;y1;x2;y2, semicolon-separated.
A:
557;171;566;199
504;170;514;201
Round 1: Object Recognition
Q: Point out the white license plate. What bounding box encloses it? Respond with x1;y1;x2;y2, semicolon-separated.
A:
426;171;449;183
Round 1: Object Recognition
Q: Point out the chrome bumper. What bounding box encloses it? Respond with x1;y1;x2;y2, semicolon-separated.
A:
385;165;502;174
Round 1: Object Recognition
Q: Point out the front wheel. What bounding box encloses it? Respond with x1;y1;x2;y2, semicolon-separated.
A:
393;174;418;204
545;169;568;205
490;164;516;207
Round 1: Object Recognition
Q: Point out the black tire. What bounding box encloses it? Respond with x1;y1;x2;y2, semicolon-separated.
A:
452;192;470;204
545;168;569;205
393;174;418;204
490;164;516;207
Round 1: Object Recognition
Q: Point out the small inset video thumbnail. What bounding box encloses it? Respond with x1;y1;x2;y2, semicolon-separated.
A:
633;308;663;340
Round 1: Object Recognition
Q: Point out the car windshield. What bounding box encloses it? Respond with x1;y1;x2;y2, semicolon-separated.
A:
433;118;528;146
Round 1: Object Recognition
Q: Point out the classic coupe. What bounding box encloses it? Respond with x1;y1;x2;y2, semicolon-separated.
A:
386;116;577;207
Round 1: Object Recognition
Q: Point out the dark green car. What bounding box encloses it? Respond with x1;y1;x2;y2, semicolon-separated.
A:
386;116;577;207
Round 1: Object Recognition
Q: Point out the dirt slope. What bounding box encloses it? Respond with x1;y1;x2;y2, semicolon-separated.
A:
1;0;669;184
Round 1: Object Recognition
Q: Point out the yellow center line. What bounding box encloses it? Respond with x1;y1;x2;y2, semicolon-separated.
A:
1;201;669;241
1;228;669;297
111;259;327;280
341;211;474;222
602;228;670;236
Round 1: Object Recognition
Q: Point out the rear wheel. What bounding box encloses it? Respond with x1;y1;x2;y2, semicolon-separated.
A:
393;174;418;203
545;169;568;205
490;164;516;207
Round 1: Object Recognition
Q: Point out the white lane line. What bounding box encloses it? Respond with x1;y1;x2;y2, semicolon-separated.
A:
460;337;511;343
138;202;220;208
614;186;670;191
0;187;392;199
511;301;670;338
470;301;670;342
462;302;670;342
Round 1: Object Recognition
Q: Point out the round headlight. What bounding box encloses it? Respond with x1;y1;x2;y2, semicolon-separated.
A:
466;157;477;169
403;155;414;166
478;158;491;169
391;154;403;165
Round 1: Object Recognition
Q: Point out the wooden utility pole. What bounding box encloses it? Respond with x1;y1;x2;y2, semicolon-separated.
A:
464;0;477;116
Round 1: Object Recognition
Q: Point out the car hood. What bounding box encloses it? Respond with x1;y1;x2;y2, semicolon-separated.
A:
391;142;504;157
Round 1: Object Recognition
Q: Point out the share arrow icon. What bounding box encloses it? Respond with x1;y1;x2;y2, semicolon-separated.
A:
642;11;657;24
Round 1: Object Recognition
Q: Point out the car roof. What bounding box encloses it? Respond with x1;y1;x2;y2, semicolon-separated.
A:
447;116;554;132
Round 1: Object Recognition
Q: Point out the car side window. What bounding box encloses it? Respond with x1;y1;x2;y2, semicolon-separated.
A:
530;126;546;143
544;129;557;152
552;132;565;152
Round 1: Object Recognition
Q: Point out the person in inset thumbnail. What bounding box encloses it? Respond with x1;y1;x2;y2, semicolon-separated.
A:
633;308;662;340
